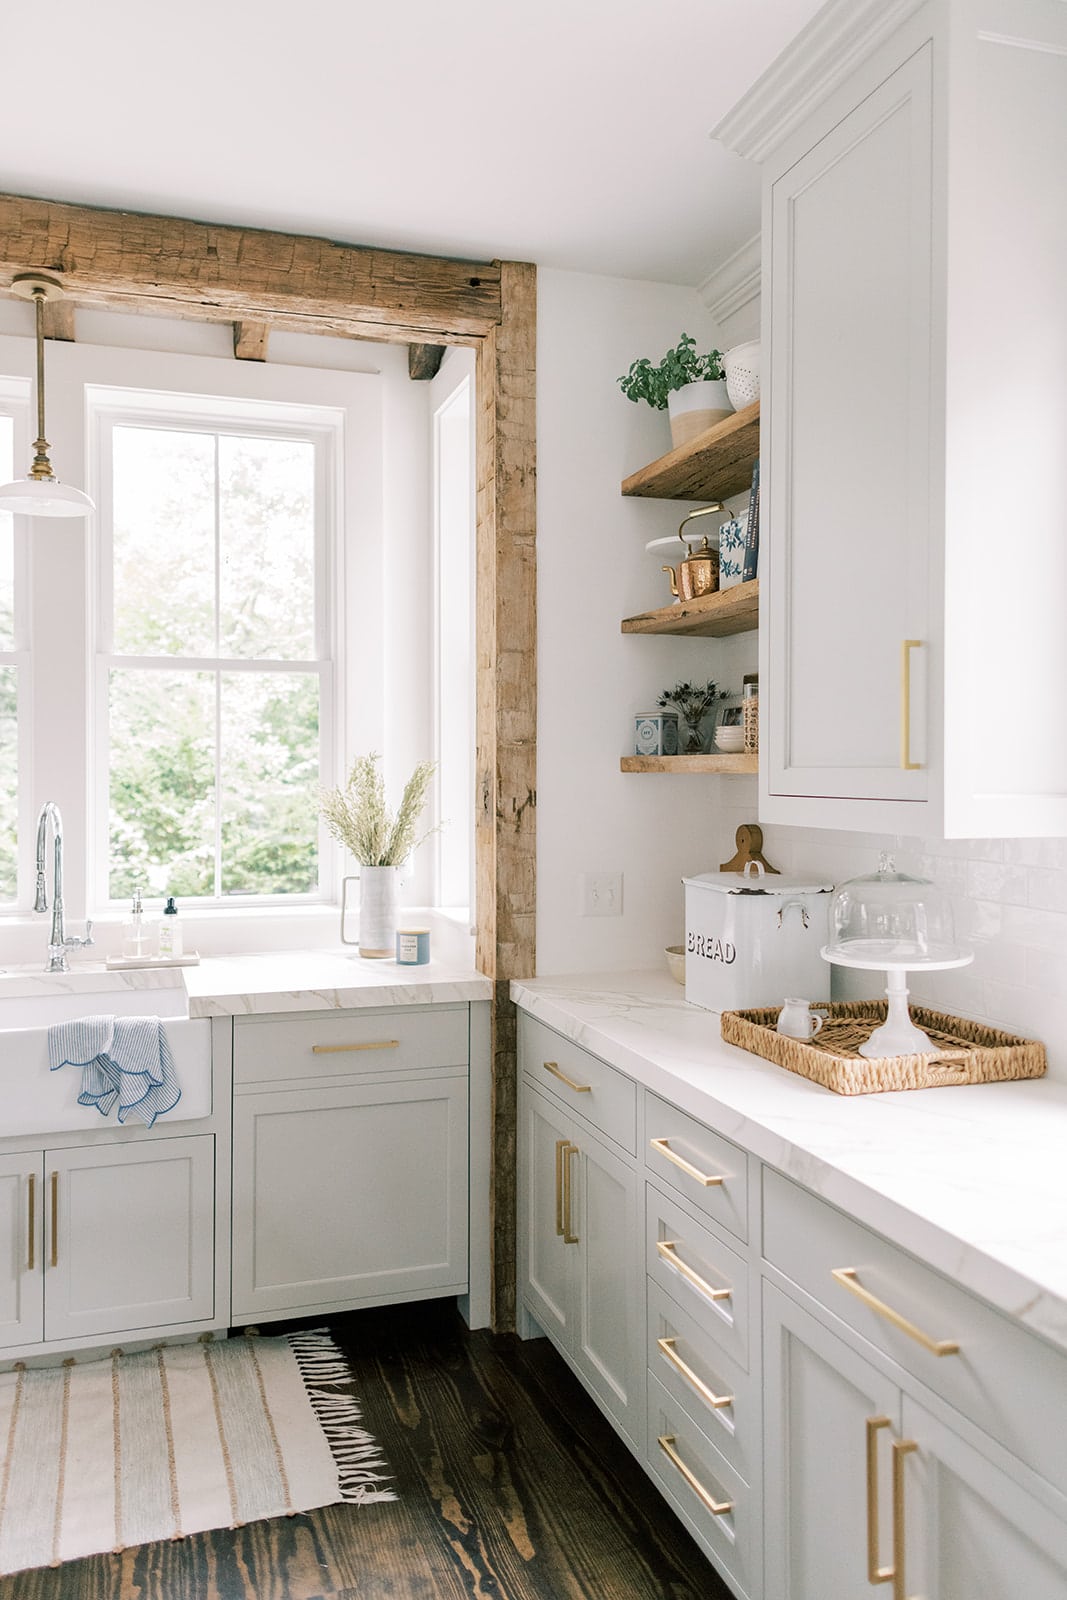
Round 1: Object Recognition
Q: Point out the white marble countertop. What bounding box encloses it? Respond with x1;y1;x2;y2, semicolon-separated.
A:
0;950;492;1017
511;970;1067;1357
182;950;492;1015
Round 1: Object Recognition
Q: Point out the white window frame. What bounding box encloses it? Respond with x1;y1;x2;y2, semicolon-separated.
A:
0;377;34;911
89;389;341;908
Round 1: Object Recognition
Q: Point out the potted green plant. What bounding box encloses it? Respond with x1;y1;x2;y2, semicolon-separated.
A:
618;333;733;448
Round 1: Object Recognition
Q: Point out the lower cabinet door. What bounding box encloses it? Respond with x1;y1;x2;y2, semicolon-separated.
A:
0;1154;43;1348
571;1128;641;1438
763;1283;901;1600
900;1397;1067;1600
231;1076;468;1318
45;1136;216;1342
519;1086;577;1348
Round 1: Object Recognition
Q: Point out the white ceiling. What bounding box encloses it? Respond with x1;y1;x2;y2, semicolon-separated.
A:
2;0;825;287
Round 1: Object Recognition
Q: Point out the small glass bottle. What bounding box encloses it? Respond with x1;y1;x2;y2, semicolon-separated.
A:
122;890;147;958
157;896;183;957
742;673;759;754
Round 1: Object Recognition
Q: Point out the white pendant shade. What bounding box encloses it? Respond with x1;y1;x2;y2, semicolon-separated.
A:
0;476;95;517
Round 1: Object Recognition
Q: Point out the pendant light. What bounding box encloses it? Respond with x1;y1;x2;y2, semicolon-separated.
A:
0;273;95;517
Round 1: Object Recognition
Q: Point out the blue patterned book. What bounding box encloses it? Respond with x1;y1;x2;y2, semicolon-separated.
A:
742;457;760;582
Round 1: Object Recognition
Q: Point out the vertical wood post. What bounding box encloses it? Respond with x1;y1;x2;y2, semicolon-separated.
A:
476;260;537;1332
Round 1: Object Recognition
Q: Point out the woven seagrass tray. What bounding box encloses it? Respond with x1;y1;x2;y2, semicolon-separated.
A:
720;1001;1046;1095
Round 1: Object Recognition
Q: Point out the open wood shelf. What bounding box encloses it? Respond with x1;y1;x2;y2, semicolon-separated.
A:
621;401;760;502
620;753;758;775
622;579;758;638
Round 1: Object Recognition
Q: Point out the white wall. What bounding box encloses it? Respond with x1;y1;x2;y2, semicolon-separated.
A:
535;267;757;973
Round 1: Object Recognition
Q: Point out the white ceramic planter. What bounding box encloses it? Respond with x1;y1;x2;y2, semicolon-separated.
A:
667;380;733;448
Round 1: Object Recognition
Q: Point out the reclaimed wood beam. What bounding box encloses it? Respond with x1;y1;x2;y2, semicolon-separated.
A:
0;193;501;343
233;320;269;361
475;260;537;1333
408;343;445;380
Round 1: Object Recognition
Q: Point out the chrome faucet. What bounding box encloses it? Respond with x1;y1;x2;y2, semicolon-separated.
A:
34;802;93;973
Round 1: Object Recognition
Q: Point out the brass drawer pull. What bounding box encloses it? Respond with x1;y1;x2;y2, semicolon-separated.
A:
26;1172;35;1272
657;1434;733;1517
832;1267;960;1356
900;639;923;770
562;1142;579;1245
49;1170;58;1268
892;1437;918;1600
311;1040;400;1054
554;1139;567;1237
657;1337;732;1410
866;1415;894;1585
650;1137;725;1187
542;1060;592;1093
657;1240;731;1304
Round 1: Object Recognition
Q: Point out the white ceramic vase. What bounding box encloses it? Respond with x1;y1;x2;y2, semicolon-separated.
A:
358;864;399;958
667;380;733;448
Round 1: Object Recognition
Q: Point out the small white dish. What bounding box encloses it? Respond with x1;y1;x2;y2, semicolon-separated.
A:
714;727;745;752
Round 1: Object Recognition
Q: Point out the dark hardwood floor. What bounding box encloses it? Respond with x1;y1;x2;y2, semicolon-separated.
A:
0;1300;731;1599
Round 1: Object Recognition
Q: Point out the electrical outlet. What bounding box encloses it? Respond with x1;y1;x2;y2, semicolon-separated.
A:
579;872;623;917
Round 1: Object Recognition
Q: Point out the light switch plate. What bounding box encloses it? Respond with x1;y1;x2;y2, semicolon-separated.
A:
579;872;623;916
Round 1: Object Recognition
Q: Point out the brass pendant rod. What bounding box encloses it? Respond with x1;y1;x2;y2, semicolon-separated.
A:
29;285;54;481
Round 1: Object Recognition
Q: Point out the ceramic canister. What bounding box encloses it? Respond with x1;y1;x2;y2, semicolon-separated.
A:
682;868;834;1011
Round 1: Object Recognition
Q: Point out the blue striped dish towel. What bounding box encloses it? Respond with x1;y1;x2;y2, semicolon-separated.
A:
47;1016;181;1126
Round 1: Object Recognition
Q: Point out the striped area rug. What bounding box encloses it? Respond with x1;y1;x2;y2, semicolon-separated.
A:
0;1328;395;1576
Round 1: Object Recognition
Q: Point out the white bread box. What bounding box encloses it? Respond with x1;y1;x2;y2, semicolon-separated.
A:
682;865;833;1012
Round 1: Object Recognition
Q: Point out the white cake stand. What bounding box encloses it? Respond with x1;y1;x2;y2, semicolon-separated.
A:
820;943;974;1058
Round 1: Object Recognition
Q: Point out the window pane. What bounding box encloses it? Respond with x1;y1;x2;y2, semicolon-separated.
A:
0;416;13;651
219;435;315;659
220;672;319;896
112;427;216;657
0;665;16;902
109;668;215;899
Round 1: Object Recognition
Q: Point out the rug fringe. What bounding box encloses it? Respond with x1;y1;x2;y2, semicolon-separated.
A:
286;1329;398;1504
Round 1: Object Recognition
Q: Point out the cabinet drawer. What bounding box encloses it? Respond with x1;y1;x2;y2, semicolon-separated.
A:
647;1278;755;1486
763;1168;1067;1496
234;1005;469;1084
646;1183;749;1371
519;1016;636;1154
644;1093;748;1243
646;1371;754;1598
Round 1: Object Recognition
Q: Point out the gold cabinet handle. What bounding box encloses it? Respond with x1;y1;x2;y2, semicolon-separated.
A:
311;1039;400;1054
900;640;923;770
562;1142;579;1245
542;1060;592;1094
554;1139;567;1237
866;1415;894;1585
892;1438;918;1600
657;1337;732;1411
656;1239;731;1305
49;1170;58;1269
26;1173;35;1273
649;1137;725;1187
657;1434;733;1517
832;1267;960;1356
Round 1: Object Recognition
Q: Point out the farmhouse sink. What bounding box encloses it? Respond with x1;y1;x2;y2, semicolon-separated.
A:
0;969;209;1137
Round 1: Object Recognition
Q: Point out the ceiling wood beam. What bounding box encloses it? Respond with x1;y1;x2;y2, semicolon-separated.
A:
408;343;445;380
0;193;502;343
233;320;269;361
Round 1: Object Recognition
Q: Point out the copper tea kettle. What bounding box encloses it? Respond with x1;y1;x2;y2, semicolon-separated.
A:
663;503;724;602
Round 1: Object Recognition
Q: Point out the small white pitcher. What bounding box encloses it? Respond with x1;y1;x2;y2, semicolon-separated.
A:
777;997;825;1040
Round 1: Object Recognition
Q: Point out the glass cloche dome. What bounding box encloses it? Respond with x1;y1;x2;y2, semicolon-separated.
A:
825;853;966;966
821;853;973;1059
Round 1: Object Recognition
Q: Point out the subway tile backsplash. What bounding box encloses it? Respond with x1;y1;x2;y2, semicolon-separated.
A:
716;793;1067;1083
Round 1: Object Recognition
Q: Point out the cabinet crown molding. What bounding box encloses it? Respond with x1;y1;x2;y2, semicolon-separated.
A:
700;233;761;327
711;0;927;160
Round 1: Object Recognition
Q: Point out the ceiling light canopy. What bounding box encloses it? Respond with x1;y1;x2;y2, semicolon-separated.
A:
0;273;94;519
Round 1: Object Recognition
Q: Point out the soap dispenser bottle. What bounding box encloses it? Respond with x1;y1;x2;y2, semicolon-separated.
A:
122;890;147;959
158;896;183;957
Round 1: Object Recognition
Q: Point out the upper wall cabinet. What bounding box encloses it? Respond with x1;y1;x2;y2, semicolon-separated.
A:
715;0;1067;837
